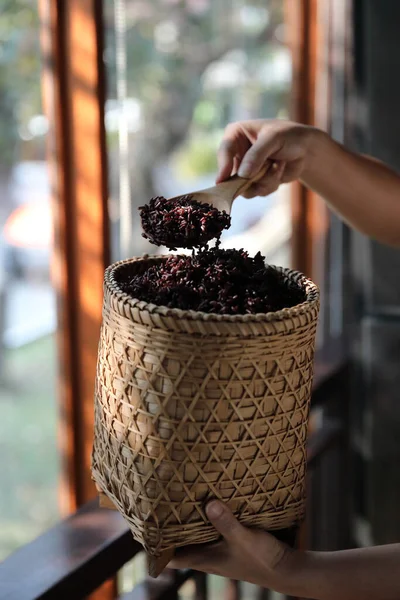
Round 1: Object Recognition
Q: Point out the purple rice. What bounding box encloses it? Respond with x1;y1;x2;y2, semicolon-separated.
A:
139;195;231;250
117;248;306;315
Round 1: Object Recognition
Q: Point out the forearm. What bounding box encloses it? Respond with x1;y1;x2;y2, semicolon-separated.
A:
302;130;400;246
281;544;400;600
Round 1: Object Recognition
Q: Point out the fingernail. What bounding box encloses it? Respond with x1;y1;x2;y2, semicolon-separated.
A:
206;500;224;519
238;163;253;178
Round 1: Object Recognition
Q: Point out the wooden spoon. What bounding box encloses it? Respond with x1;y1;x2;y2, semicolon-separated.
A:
168;160;276;214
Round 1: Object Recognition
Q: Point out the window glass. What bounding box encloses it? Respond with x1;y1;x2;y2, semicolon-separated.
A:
0;0;59;559
105;0;292;267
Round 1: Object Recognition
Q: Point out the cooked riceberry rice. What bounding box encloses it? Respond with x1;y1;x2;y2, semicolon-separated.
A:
139;195;231;250
117;248;306;315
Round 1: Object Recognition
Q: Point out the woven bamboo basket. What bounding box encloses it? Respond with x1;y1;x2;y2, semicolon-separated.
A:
92;255;320;576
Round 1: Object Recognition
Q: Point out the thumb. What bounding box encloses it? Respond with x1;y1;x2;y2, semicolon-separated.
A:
205;500;245;543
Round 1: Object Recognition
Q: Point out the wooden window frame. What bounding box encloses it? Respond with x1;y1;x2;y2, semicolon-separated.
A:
39;0;109;512
287;0;353;344
40;1;112;597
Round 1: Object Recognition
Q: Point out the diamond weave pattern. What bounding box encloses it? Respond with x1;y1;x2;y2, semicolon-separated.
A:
92;258;320;556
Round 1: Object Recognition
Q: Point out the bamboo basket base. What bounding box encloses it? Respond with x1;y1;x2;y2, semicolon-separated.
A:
98;492;175;578
97;491;301;577
148;548;175;578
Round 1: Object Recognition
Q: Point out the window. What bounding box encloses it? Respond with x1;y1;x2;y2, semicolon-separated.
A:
0;0;59;559
0;2;352;599
105;0;292;268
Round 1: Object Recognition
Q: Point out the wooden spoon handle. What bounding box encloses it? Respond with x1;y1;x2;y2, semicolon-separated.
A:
215;174;254;200
216;161;275;201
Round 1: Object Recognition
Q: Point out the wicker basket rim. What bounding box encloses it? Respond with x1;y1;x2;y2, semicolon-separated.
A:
104;255;320;324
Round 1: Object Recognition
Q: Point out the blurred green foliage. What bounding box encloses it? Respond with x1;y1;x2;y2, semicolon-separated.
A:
103;0;288;200
0;334;59;560
173;132;220;179
0;0;41;169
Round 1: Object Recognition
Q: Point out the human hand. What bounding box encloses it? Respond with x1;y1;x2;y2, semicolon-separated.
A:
216;119;320;198
170;500;400;600
169;500;305;595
